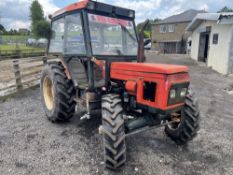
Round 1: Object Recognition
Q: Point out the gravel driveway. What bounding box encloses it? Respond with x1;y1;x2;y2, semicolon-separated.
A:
0;54;233;175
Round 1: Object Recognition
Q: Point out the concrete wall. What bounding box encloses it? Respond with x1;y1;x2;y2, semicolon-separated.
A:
151;22;190;51
190;21;232;74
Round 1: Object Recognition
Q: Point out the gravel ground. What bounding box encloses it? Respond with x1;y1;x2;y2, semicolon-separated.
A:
0;54;233;175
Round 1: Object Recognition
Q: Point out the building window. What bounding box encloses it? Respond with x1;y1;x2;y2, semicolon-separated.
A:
168;25;175;32
213;34;218;44
160;25;167;33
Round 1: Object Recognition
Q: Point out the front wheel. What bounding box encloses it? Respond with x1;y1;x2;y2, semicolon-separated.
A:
101;94;126;170
165;90;200;145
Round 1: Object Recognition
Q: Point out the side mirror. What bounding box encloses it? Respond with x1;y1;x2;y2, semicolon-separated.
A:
137;19;150;63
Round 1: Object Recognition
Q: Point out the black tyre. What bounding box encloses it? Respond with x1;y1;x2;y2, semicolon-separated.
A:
40;62;76;122
165;90;200;145
101;94;126;170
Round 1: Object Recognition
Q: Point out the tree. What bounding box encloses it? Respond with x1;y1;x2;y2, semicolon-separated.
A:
10;29;14;35
137;19;150;33
30;0;51;39
143;31;151;39
0;24;5;32
218;6;233;13
34;20;51;39
136;18;161;39
30;0;44;31
137;18;161;32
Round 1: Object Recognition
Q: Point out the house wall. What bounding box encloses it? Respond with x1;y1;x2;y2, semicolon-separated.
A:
190;21;232;74
229;26;233;74
151;22;190;51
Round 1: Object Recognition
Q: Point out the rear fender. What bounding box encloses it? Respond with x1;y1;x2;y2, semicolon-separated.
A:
60;59;72;80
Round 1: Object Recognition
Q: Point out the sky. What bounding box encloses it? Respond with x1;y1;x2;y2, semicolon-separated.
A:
0;0;232;30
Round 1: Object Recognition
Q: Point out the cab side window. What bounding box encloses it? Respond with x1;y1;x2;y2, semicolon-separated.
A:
49;18;65;53
65;13;86;54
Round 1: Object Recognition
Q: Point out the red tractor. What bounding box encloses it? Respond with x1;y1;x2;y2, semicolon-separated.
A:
41;0;200;170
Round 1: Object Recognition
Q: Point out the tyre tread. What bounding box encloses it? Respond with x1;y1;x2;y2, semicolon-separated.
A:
41;62;75;122
165;89;200;145
102;94;126;170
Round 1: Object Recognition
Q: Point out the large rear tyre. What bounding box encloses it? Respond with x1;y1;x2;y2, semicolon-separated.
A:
101;94;126;170
40;62;76;122
165;90;200;145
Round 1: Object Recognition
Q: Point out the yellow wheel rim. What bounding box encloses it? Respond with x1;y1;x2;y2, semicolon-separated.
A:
43;76;54;110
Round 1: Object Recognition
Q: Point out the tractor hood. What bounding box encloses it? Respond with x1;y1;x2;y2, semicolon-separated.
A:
111;62;188;74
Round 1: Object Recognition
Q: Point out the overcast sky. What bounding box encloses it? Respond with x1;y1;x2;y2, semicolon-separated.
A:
0;0;232;30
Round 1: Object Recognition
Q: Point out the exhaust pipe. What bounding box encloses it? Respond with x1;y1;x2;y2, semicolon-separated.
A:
137;19;150;63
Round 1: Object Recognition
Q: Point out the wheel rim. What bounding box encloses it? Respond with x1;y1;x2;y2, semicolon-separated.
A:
43;76;54;110
167;112;182;130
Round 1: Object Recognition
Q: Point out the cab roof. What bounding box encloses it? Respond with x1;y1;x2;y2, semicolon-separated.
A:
52;0;89;18
52;0;135;19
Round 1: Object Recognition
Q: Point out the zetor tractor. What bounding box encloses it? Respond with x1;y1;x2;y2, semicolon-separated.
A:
40;0;200;170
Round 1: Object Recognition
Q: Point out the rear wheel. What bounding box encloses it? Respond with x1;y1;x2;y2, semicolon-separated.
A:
101;94;126;170
165;90;200;145
40;62;76;122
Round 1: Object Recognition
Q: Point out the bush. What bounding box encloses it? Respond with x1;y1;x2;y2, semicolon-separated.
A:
144;31;151;39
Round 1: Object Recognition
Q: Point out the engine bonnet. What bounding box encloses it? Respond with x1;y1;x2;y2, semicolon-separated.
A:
111;62;189;74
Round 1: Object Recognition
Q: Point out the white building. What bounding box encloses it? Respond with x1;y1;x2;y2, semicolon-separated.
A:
186;13;233;74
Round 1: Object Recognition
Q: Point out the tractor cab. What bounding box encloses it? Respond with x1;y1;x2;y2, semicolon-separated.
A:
48;0;139;88
49;0;138;58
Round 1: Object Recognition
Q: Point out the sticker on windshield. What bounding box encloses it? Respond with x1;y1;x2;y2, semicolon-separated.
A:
88;14;132;27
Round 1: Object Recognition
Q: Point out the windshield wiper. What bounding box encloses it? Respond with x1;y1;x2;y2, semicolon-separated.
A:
119;23;137;42
116;48;122;55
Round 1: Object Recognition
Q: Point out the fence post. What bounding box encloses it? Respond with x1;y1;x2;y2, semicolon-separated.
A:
42;56;47;65
13;60;23;90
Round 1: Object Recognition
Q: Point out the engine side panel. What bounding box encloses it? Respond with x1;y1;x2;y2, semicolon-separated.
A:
111;63;190;111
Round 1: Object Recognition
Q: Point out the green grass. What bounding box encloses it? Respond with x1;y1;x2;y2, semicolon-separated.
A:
0;44;43;51
0;44;45;59
2;35;29;42
0;35;45;59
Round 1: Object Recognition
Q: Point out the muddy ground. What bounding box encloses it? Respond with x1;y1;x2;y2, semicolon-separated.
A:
0;53;233;175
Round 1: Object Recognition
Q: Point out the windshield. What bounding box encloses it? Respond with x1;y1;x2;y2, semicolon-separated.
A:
88;14;138;56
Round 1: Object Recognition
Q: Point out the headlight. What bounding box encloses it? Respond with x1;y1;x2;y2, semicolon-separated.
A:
168;83;189;106
169;89;176;99
180;88;187;97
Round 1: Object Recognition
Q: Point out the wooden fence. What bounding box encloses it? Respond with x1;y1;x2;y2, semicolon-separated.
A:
0;56;56;97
